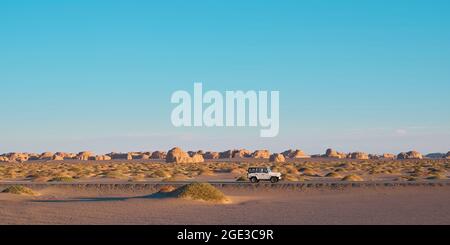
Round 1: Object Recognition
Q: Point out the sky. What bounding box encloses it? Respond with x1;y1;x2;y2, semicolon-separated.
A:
1;0;450;154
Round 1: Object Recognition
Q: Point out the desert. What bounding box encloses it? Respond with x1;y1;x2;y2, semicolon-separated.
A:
1;147;450;224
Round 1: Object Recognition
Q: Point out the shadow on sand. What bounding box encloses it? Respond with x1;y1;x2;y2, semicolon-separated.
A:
32;192;172;203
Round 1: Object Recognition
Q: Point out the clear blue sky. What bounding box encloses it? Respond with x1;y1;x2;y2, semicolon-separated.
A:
1;0;449;154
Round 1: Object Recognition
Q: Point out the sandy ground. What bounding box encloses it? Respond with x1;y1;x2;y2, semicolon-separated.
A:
1;185;450;225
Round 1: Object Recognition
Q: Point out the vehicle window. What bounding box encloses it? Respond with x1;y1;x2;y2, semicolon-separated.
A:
257;168;262;173
263;168;268;173
248;168;255;173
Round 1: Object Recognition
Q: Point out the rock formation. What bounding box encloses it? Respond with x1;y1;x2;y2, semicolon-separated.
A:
252;150;270;159
6;153;29;162
204;152;220;160
324;149;346;159
397;151;423;160
218;149;252;159
151;151;166;160
269;153;286;163
76;151;93;161
232;149;252;158
191;153;205;163
282;149;310;159
188;151;204;157
350;152;369;160
52;155;64;161
130;152;151;160
55;152;76;160
166;147;204;163
39;152;54;160
93;155;112;161
106;152;132;160
382;153;396;159
369;154;380;160
425;153;446;159
219;150;233;159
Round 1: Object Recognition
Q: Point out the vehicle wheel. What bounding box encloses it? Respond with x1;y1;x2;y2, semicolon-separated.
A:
270;177;279;183
250;177;258;183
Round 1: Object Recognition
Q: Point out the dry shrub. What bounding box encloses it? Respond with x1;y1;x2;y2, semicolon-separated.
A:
341;174;364;182
2;185;38;195
170;183;228;203
325;172;342;178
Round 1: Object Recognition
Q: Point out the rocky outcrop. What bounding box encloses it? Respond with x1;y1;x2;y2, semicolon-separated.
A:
191;153;205;163
219;149;252;159
6;153;29;162
270;153;286;163
188;151;204;157
282;149;310;159
151;151;166;160
425;153;446;159
382;153;396;159
397;151;423;160
0;156;10;162
252;150;270;159
27;153;40;161
138;154;151;160
107;152;132;160
369;154;380;160
397;152;408;159
76;151;93;161
166;147;204;163
52;155;64;161
93;155;112;161
55;152;76;160
324;149;346;159
39;152;54;160
219;150;233;159
233;149;252;158
350;152;369;160
55;152;77;160
204;152;220;160
130;152;151;160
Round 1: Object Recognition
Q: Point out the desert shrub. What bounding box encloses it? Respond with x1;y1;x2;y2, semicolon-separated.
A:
283;174;300;182
341;174;364;182
104;171;128;179
300;168;321;177
325;172;342;178
152;170;171;178
49;176;75;182
170;183;227;202
426;174;447;180
2;185;37;195
129;174;146;182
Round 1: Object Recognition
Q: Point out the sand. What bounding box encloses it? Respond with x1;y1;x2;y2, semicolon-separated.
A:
0;185;449;225
1;158;449;184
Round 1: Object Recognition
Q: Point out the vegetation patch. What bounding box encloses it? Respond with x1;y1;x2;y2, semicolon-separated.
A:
341;174;364;182
49;176;75;182
2;185;38;196
169;183;228;203
426;174;447;180
325;172;342;178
